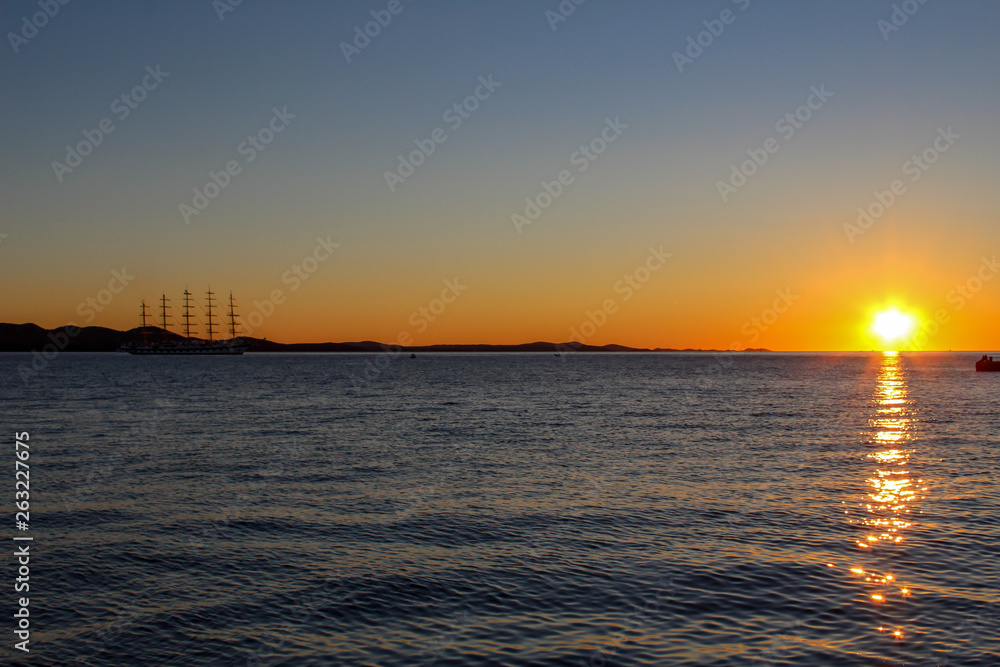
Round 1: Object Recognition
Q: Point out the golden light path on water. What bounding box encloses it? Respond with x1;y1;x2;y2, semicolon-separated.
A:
841;352;923;643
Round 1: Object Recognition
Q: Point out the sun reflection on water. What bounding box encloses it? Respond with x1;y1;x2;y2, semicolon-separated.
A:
844;352;921;641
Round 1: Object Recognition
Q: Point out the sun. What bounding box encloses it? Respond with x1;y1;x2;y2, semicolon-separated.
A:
873;309;915;343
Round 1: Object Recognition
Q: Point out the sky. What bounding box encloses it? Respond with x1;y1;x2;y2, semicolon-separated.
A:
1;0;998;350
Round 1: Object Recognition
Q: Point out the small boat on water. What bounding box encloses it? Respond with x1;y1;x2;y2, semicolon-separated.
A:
975;354;1000;372
119;289;250;356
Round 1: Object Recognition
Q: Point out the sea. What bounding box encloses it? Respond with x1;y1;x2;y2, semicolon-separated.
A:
2;351;998;666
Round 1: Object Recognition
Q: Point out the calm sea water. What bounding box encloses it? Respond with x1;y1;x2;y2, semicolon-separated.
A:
2;351;998;666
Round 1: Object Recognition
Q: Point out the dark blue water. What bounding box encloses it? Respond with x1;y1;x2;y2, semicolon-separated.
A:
2;352;998;665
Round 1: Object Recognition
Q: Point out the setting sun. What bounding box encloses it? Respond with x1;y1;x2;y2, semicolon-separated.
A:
873;310;916;343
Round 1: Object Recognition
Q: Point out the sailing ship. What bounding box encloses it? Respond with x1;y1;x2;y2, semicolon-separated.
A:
120;289;250;355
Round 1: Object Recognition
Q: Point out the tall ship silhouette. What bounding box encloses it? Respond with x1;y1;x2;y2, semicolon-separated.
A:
120;289;250;355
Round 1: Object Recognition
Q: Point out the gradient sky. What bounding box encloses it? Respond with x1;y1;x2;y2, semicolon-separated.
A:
2;0;998;349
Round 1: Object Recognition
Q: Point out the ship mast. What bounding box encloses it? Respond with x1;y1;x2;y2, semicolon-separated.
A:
159;294;172;334
181;288;196;339
227;291;241;339
204;288;218;341
140;300;150;342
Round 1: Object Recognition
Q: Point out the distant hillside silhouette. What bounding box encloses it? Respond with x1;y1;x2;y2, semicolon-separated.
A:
0;323;769;353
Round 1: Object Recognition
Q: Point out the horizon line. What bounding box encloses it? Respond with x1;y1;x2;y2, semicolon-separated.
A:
0;321;993;354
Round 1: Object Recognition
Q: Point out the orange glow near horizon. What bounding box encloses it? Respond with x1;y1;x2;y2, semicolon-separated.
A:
6;240;999;349
8;283;1000;350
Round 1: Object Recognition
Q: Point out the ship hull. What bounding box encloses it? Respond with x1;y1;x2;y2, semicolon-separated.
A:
120;340;250;355
975;359;1000;372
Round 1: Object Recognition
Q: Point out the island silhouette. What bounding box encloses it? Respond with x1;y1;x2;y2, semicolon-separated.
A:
0;323;770;354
